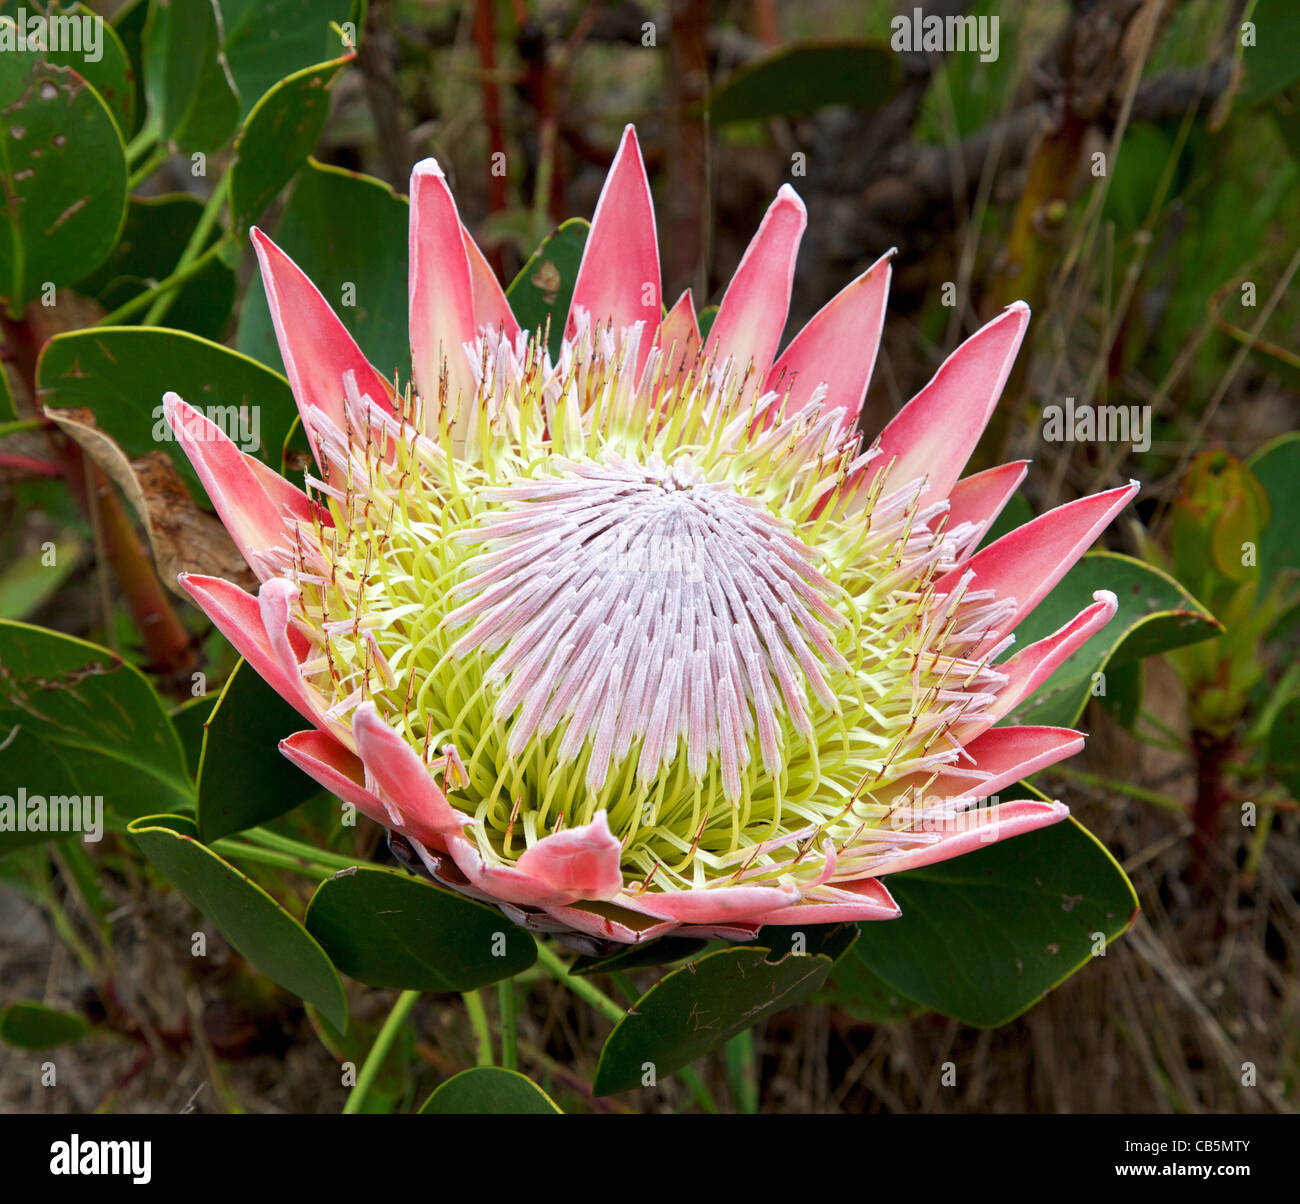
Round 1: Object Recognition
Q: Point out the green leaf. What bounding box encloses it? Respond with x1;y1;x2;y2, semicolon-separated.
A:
505;218;589;361
1247;432;1300;595
141;0;351;153
593;943;839;1096
140;0;237;152
850;818;1138;1028
0;731;84;856
216;0;353;119
304;865;537;992
755;921;859;964
419;1067;562;1115
37;327;298;504
708;38;899;125
0;621;192;825
1272;89;1300;168
237;159;410;381
0;2;136;138
0;531;82;620
75;194;236;340
229;53;353;231
570;935;709;977
0;50;127;313
170;694;215;780
112;0;149;138
1005;551;1222;728
1266;697;1300;797
912;0;1022;142
1242;0;1300;103
1097;658;1142;730
819;953;925;1023
197;660;319;842
0;1001;89;1049
129;814;348;1030
1103;126;1180;234
308;1002;413;1114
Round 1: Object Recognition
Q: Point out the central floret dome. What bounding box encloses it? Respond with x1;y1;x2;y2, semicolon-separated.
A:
446;453;849;800
261;306;1019;897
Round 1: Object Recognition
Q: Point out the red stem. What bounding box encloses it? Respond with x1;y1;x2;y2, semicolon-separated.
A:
0;450;61;476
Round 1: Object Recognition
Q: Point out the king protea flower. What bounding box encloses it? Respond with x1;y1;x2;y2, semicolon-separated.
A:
165;126;1137;950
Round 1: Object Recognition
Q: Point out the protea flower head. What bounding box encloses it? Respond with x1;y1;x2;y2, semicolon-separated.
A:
165;126;1138;950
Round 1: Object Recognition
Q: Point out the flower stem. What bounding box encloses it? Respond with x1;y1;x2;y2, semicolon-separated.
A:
241;826;360;872
534;942;625;1024
125;122;159;166
211;839;340;879
533;941;728;1112
497;979;517;1071
534;942;720;1111
726;1029;759;1113
343;989;419;1115
36;848;100;979
143;174;230;327
96;240;228;328
462;990;494;1066
126;145;166;192
608;970;639;1005
1050;765;1184;812
677;1066;718;1114
0;417;44;438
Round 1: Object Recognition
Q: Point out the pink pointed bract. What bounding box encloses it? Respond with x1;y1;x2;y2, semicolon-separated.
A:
166;124;1138;951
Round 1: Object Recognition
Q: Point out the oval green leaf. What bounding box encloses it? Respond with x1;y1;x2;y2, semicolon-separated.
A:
216;0;353;119
0;621;192;825
237;158;410;381
229;53;353;231
0;1;137;138
197;659;319;842
570;935;710;977
140;0;237;151
1242;0;1300;103
37;327;298;504
0;50;127;312
849;818;1139;1028
1005;551;1222;729
304;865;537;993
75;194;236;340
505;218;588;361
819;955;925;1024
708;38;899;125
593;942;840;1096
112;0;148;137
1247;431;1300;594
1266;696;1300;797
170;693;216;780
0;730;85;857
129;814;348;1031
0;1001;89;1049
419;1067;561;1115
